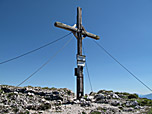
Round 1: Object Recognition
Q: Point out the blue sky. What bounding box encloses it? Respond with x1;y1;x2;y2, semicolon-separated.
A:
0;0;152;95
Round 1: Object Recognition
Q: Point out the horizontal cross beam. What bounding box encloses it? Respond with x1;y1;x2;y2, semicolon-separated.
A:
54;22;100;40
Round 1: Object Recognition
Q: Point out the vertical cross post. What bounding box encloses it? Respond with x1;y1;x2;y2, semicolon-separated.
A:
76;7;83;99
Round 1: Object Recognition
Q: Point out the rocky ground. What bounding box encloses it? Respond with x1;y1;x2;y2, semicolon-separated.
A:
0;85;152;114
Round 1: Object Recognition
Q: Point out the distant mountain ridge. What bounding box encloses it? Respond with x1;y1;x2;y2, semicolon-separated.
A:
140;93;152;100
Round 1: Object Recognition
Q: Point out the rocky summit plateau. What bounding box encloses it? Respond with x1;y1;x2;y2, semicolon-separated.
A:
0;85;152;114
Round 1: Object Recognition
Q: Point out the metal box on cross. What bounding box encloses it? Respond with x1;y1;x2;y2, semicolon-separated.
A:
77;55;86;67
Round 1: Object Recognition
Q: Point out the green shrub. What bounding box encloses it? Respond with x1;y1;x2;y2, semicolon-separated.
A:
18;111;29;114
42;87;50;90
50;87;57;90
128;94;138;99
147;107;152;114
96;107;106;112
97;90;113;94
0;89;3;93
26;86;33;88
13;107;19;113
121;92;130;96
7;93;17;98
115;92;120;94
82;112;87;114
137;98;152;106
90;111;101;114
105;90;113;93
39;103;51;110
67;90;71;95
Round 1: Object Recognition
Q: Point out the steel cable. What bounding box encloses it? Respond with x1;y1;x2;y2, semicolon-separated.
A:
17;36;73;87
83;45;93;92
94;41;152;93
0;32;72;65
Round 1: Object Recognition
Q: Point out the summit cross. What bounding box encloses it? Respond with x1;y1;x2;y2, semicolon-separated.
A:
54;7;100;99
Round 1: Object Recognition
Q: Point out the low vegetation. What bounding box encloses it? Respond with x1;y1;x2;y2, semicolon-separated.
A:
137;98;152;106
90;111;101;114
147;107;152;114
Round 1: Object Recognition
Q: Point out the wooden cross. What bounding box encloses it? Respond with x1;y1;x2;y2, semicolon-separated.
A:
54;7;100;99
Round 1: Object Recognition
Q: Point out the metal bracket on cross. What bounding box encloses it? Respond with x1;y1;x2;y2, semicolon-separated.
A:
72;24;87;40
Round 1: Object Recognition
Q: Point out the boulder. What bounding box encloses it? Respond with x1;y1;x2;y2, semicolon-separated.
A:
112;94;120;99
94;93;105;101
27;92;34;96
111;100;120;106
130;100;138;106
1;87;12;93
126;100;138;107
96;99;109;104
